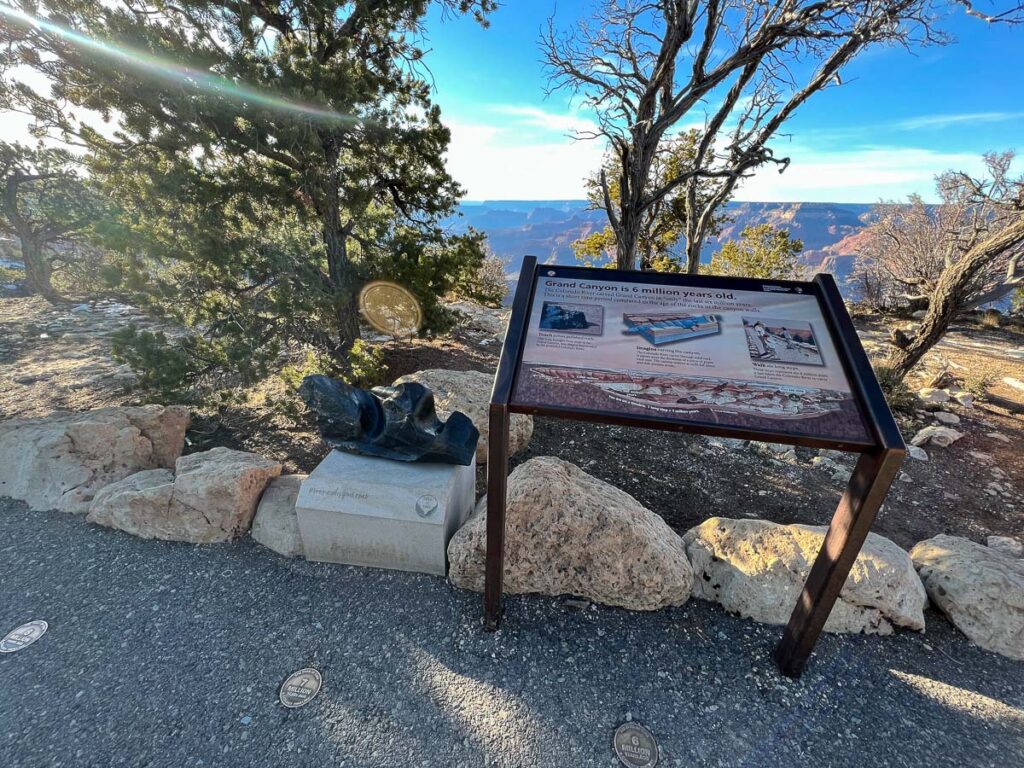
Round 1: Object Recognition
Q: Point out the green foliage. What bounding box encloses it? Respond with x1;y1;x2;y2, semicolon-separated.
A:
873;364;916;415
574;130;730;272
453;250;508;308
962;371;995;400
3;0;495;394
0;142;110;300
708;225;805;280
346;339;389;389
110;328;200;401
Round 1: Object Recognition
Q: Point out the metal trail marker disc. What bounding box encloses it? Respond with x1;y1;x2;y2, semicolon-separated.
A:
279;668;322;709
0;620;48;653
613;722;659;768
359;281;422;338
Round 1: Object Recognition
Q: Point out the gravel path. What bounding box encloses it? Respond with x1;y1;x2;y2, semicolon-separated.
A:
2;497;1023;768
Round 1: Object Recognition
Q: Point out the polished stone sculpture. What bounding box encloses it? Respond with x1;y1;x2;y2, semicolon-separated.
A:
299;375;479;465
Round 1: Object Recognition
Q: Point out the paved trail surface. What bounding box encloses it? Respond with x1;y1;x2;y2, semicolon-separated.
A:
2;498;1023;768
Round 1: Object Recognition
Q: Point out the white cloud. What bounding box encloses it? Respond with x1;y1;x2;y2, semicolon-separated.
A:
895;111;1024;131
487;104;600;136
735;146;988;203
445;117;606;199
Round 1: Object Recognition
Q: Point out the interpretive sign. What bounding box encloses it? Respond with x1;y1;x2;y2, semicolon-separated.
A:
515;269;871;447
483;258;906;678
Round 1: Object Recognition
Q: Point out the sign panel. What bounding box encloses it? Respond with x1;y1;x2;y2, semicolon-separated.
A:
511;267;871;445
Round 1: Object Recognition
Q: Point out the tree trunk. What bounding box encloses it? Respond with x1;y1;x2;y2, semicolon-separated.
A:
323;214;360;356
615;204;641;270
886;218;1024;380
319;199;359;358
20;239;60;303
684;235;702;275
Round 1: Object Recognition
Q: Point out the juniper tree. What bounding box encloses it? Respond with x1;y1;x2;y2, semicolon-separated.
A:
708;224;804;280
0;0;494;358
0;141;104;301
545;0;1024;273
863;153;1024;380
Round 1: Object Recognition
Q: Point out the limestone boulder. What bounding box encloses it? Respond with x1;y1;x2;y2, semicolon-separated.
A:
917;387;950;404
168;448;282;543
445;300;510;340
251;474;307;558
987;536;1023;559
392;369;532;464
683;518;926;635
911;534;1024;660
86;469;176;538
447;456;692;610
910;425;963;448
0;405;189;513
86;447;281;543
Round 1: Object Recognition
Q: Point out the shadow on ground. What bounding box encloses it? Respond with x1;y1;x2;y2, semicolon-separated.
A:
2;500;1021;768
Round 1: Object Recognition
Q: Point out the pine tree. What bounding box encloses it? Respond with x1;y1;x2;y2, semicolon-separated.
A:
1;0;494;357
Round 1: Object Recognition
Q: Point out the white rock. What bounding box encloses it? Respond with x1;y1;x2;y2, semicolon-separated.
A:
251;474;308;558
87;447;281;543
392;369;532;464
907;445;929;461
986;432;1011;444
917;387;950;404
911;535;1024;660
448;457;693;611
168;448;282;543
87;469;175;536
444;300;510;340
1003;377;1024;392
933;411;960;425
910;425;963;448
683;518;926;635
0;406;189;513
953;392;974;408
987;536;1024;559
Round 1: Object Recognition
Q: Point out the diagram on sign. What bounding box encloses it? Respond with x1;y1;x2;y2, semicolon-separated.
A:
743;317;823;366
622;312;720;346
528;366;850;419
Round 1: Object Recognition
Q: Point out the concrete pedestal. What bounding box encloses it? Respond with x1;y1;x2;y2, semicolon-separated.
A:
295;450;476;576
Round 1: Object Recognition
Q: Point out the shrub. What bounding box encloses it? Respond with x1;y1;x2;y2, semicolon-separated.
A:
874;364;917;415
980;308;1002;328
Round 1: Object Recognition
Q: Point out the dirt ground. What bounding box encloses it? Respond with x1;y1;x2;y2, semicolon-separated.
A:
1;295;1021;548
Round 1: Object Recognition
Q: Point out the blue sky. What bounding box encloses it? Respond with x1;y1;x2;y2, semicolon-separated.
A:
424;2;1024;203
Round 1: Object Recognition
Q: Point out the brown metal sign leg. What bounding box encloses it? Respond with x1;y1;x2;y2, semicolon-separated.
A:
775;448;905;677
484;405;511;631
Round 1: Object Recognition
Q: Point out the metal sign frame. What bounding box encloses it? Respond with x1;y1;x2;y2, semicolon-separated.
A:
484;256;906;678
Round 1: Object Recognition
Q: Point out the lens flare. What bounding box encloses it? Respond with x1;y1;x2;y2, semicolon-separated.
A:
0;4;359;124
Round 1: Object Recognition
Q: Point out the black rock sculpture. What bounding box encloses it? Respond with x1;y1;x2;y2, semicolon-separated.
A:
298;375;479;465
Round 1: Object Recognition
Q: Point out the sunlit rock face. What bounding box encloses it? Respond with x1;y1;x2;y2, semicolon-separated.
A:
447;456;693;611
87;447;281;544
0;405;188;513
683;517;927;635
911;534;1024;661
392;369;532;464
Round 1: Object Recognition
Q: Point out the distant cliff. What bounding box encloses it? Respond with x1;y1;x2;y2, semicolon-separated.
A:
444;200;876;292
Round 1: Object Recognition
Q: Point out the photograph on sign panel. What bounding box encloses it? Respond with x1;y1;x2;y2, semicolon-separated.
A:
622;312;720;346
742;317;824;366
538;301;604;335
513;274;870;443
